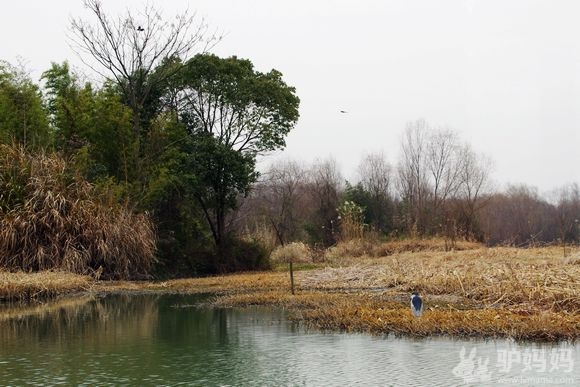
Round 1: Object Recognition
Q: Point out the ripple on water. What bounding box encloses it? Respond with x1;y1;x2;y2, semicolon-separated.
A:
0;294;577;386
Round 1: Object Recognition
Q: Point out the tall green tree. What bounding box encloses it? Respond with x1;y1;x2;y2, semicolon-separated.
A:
42;62;95;154
141;119;207;273
177;54;300;154
189;133;258;248
174;54;300;247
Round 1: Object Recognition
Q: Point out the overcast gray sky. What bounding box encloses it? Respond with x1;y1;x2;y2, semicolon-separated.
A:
2;0;579;193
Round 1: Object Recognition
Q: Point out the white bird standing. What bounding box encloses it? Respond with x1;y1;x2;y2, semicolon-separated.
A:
410;292;423;317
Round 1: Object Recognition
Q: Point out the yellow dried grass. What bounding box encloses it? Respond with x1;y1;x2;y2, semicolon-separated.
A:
38;244;576;341
306;247;580;312
0;270;91;302
324;237;481;261
0;144;156;279
270;242;312;264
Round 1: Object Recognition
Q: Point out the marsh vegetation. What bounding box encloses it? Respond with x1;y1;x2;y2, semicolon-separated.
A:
207;243;580;341
1;240;578;341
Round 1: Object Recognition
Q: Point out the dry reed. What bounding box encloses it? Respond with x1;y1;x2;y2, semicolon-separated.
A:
325;237;481;260
270;242;313;264
6;243;575;341
0;144;155;279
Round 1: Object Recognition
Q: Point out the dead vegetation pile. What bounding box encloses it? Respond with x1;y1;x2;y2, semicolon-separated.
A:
293;293;579;342
270;242;313;264
0;145;155;279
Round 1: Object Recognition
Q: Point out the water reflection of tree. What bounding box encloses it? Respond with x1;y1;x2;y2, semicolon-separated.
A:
0;294;161;348
0;294;231;349
0;294;295;385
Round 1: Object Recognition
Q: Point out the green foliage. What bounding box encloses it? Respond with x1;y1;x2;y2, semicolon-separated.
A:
0;49;300;276
169;54;299;251
146;54;298;272
0;61;51;149
91;84;134;180
343;181;394;235
190;133;258;245
178;53;300;154
42;63;134;181
141;120;210;275
215;238;271;273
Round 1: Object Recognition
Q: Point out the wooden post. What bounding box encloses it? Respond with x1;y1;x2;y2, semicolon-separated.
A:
289;261;295;295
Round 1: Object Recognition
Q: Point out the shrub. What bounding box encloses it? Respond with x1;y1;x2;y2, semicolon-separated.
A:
0;144;155;279
270;242;312;264
215;238;271;273
337;200;365;240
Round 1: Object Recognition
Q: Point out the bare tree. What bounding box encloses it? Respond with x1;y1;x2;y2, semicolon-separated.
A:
69;0;217;176
455;144;493;239
357;152;394;233
480;185;557;246
262;159;308;245
397;119;431;235
358;152;393;199
309;158;343;246
427;129;461;228
555;183;580;255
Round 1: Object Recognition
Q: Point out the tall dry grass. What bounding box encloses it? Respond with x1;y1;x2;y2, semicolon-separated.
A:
270;242;313;264
0;144;155;279
325;237;481;260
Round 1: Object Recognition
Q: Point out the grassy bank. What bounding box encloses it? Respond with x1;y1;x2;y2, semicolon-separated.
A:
1;244;579;341
0;270;91;302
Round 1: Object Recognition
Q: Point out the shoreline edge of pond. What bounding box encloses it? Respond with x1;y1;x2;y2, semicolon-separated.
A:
1;245;579;343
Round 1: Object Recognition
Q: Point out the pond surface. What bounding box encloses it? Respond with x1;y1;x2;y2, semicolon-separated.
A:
0;293;577;386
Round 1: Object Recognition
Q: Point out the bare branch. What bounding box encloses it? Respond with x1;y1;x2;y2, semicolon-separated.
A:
69;0;220;130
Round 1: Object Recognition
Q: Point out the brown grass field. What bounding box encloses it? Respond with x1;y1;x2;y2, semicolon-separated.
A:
1;241;579;342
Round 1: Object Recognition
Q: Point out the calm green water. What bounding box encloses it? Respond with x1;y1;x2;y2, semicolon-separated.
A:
0;294;577;386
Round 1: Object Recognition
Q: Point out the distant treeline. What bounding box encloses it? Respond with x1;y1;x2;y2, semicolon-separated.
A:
239;120;580;249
